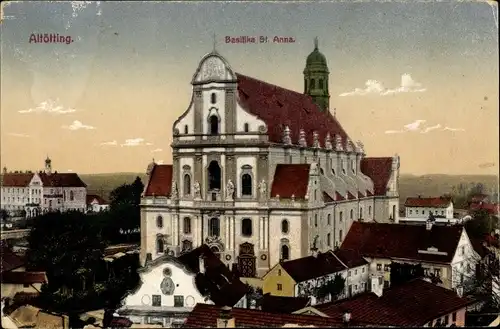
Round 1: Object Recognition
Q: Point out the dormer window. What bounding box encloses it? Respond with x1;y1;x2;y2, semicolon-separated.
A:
319;79;324;89
209;115;219;135
311;79;315;89
244;123;249;132
184;125;188;134
211;93;217;104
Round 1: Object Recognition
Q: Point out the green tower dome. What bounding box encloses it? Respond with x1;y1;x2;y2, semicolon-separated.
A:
305;37;328;69
303;37;330;112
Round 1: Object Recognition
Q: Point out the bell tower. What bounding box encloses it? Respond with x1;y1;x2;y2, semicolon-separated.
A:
304;37;330;112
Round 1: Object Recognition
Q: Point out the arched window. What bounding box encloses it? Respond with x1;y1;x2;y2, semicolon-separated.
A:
352;160;356;174
209;217;220;236
244;123;249;132
281;219;289;234
320;168;324;175
369;206;372;216
360;208;363;219
327;233;331;246
393;205;397;220
314;214;318;227
281;245;290;261
183;174;191;196
241;218;252;237
319;79;324;89
184;125;188;134
209;115;219;135
350;209;354;219
211;93;216;104
314;190;317;200
327;214;331;225
241;174;252;196
157;215;163;228
70;191;74;201
339;230;343;242
156;237;164;253
339;211;343;223
208;161;221;190
210;246;221;259
183;217;191;234
310;79;315;89
304;79;308;92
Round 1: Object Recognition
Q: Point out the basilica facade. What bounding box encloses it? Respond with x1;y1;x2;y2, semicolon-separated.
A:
140;40;401;277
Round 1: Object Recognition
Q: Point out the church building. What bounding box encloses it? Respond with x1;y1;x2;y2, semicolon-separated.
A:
140;39;401;277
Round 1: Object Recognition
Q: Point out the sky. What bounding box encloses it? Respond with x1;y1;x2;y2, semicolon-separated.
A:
1;0;499;176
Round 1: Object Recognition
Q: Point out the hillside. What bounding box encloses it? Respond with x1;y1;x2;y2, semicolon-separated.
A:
80;172;499;204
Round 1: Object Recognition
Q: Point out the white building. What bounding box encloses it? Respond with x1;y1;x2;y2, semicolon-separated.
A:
0;158;87;217
401;196;455;225
86;194;109;213
117;245;248;328
140;40;401;278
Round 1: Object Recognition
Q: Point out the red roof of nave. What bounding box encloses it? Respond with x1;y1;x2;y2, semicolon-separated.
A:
270;164;311;199
360;157;393;196
143;164;173;197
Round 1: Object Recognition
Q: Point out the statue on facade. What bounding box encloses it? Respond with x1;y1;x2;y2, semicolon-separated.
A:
194;181;201;198
258;180;267;198
171;181;178;199
226;179;235;199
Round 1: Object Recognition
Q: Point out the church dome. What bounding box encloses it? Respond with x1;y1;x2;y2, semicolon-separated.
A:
306;38;328;67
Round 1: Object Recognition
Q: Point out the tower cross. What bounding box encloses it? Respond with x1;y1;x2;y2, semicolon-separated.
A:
314;37;318;50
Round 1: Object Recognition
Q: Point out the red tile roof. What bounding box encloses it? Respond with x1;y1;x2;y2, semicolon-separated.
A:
469;202;499;215
1;242;25;273
405;196;452;208
360;157;393;196
270;164;310;199
347;192;356;200
177;245;249;307
183;303;342;328
323;192;334;203
236;73;350;147
86;194;107;205
333;249;368;269
143;164;173;197
1;173;34;187
279;250;362;283
314;279;476;326
38;172;87;187
340;222;463;264
335;192;345;201
1;271;47;284
366;190;373;197
261;293;311;314
358;191;365;198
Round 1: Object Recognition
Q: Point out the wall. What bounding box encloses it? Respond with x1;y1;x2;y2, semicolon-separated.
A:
451;229;478;289
424;307;467;327
1;282;43;299
406;203;453;219
262;263;296;297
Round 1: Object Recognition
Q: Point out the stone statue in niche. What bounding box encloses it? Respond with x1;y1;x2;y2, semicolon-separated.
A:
194;181;201;198
258;180;267;198
160;267;175;295
226;180;235;199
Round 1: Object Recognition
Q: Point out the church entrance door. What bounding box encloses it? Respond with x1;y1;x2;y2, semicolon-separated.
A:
237;242;256;278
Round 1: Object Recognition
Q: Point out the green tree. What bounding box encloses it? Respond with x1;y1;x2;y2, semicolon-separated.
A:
390;262;425;286
465;209;498;240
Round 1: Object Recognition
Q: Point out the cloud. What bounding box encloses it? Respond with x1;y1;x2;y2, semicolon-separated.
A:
156;160;165;165
121;138;149;147
403;119;426;131
19;99;77;114
443;126;465;132
62;120;96;130
67;169;73;172
151;148;163;153
340;74;426;96
420;124;442;134
6;132;31;138
384;130;405;134
100;140;117;146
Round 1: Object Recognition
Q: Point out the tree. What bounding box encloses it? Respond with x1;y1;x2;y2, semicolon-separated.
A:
465;209;498;240
390;262;425;286
317;274;345;301
0;209;8;220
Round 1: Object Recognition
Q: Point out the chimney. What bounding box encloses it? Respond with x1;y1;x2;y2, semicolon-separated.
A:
426;219;433;231
249;299;257;309
217;306;235;328
311;247;319;258
199;255;206;274
370;275;384;297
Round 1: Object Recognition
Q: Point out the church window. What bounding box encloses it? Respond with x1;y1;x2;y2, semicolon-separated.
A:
157;215;163;228
369;206;372;216
184;125;188;134
183;174;191;196
183;217;191;234
244;123;249;132
304;79;308;92
281;244;290;261
209;217;220;236
341;160;346;175
327;233;331;246
241;173;252;196
211;93;217;104
70;191;74;201
350;209;354;220
311;79;315;89
156;237;164;253
332;167;336;175
314;214;318;227
320;168;324;175
352;160;356;174
241;218;252;237
360;208;363;219
393;205;397;219
339;211;343;223
208;161;221;190
281;219;289;234
174;295;184;307
209;115;219;135
319;79;324;89
152;295;161;306
339;229;343;242
327;214;331;225
314;190;317;201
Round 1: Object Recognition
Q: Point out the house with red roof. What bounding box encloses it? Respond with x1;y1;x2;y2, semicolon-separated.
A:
139;41;400;278
340;221;480;290
86;194;109;213
402;196;456;225
0;157;87;218
293;278;476;327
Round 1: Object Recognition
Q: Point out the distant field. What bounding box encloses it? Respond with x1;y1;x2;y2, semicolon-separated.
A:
81;172;499;204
